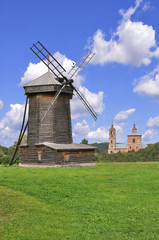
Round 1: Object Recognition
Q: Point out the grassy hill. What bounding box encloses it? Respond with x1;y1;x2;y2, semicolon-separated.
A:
90;142;109;153
0;162;159;239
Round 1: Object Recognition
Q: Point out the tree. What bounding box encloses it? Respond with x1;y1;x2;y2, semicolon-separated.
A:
80;138;88;145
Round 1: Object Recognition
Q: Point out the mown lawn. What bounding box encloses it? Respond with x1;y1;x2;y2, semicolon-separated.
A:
0;162;159;240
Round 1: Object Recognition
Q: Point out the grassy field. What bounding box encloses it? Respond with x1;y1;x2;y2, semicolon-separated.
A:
0;162;159;240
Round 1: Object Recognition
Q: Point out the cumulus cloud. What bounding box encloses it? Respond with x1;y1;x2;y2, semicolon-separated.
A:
133;65;159;98
20;62;48;86
119;0;142;21
114;108;136;126
0;100;3;110
89;0;158;66
113;123;124;143
146;115;159;129
113;108;136;142
0;103;28;146
20;51;84;88
20;52;104;121
73;120;90;135
142;129;156;142
71;86;104;120
87;126;109;142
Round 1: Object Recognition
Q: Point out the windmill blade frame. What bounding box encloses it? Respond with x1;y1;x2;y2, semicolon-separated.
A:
30;41;98;122
10;97;28;165
68;51;95;80
30;41;66;78
67;50;88;74
70;84;98;121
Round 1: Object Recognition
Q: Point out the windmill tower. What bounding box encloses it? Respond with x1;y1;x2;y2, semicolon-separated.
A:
11;41;97;167
25;71;73;146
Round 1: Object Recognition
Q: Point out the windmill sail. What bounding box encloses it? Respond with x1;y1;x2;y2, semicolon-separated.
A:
30;41;98;122
68;51;95;79
30;41;66;77
72;86;98;121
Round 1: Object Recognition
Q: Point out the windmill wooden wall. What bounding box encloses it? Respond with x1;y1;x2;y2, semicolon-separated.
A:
27;92;72;146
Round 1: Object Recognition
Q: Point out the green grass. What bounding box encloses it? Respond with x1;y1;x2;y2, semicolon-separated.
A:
0;162;159;240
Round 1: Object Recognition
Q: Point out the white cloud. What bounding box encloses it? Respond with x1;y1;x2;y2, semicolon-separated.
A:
87;126;109;142
71;86;104;120
114;124;123;135
0;103;28;146
142;1;151;12
89;0;158;66
146;115;159;129
133;65;159;97
114;108;136;125
73;120;90;135
113;123;124;143
141;115;159;142
72;132;76;138
113;108;136;142
20;62;48;86
0;100;3;110
119;0;142;21
142;129;156;142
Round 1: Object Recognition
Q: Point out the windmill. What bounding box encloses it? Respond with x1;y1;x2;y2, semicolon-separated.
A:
10;41;97;167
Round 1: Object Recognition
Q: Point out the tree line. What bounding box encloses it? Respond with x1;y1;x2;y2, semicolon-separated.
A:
80;138;159;162
0;135;27;165
95;142;159;162
0;138;159;165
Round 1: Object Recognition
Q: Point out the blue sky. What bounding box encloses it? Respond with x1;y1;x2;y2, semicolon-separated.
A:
0;0;159;146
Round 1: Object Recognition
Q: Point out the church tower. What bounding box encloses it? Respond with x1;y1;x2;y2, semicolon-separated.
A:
108;124;116;153
127;123;142;151
132;123;137;133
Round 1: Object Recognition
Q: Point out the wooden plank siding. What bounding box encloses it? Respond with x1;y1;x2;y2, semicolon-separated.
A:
20;146;95;165
27;92;72;146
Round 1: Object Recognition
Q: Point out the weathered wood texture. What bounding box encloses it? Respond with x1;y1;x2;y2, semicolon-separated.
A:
20;146;95;165
27;92;72;146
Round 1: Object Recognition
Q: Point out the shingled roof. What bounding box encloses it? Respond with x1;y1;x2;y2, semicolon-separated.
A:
24;71;61;87
35;142;96;151
24;71;73;95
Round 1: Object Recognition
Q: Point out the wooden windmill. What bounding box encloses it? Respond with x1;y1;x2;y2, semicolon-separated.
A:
11;41;97;167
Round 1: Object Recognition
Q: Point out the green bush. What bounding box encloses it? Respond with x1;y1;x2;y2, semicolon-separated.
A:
1;155;11;166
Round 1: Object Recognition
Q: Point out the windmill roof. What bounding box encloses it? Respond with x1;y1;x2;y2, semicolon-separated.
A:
24;71;62;87
23;71;73;95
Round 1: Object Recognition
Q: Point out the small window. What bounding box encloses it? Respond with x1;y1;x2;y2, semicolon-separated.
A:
133;139;135;143
129;146;131;149
136;146;138;149
111;140;113;144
